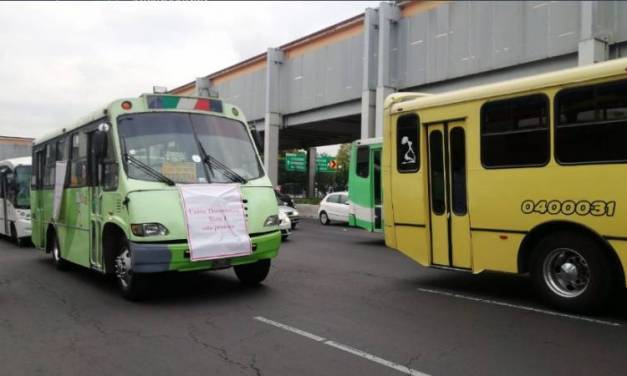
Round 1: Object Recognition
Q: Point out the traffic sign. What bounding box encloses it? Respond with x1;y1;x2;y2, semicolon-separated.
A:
316;156;337;173
285;153;306;172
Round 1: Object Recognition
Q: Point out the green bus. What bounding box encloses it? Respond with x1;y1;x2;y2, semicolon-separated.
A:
347;137;383;232
31;94;282;299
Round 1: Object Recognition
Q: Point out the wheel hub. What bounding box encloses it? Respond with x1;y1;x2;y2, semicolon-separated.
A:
115;248;132;288
543;248;590;298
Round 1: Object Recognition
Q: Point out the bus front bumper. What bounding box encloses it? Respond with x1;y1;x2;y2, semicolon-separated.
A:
129;230;281;273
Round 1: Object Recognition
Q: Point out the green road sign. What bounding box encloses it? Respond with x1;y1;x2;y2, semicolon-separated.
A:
316;156;337;173
285;153;307;172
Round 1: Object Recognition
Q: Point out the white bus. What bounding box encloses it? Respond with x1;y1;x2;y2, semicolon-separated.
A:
0;157;32;246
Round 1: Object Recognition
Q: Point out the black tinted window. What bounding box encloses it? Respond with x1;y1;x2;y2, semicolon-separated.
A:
397;114;419;172
356;146;369;178
429;131;445;215
556;80;627;164
481;94;549;167
450;128;467;215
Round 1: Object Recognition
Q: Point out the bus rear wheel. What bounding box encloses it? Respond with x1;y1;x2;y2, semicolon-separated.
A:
234;259;270;285
114;242;149;301
51;235;69;271
530;231;614;313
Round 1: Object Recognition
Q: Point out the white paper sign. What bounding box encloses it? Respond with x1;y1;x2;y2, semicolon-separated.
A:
179;184;251;261
53;161;68;221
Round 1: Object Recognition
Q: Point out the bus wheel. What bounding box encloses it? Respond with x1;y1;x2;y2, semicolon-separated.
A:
319;211;331;225
234;259;270;286
530;232;613;313
51;236;68;271
114;243;148;301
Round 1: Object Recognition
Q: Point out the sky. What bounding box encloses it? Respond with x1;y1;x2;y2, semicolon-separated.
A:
0;1;376;155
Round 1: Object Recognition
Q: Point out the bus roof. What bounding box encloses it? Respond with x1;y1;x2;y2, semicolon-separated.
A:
33;93;238;146
387;57;627;114
33;107;108;146
0;156;31;169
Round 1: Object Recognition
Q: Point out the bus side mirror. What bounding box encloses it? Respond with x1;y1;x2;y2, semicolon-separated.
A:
93;123;109;159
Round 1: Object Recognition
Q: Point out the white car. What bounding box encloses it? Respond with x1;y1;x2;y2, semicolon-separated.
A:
318;191;350;225
278;207;292;240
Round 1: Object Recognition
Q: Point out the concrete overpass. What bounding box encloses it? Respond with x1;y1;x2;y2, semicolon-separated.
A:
171;0;627;186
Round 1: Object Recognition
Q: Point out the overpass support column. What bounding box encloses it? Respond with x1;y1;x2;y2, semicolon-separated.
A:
264;48;284;186
578;1;609;66
375;1;400;138
307;147;317;197
361;7;378;139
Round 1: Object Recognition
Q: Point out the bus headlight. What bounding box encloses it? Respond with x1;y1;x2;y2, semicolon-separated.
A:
263;215;280;227
131;223;169;237
292;209;299;216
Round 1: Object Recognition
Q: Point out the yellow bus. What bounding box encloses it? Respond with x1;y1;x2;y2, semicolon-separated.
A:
383;57;627;313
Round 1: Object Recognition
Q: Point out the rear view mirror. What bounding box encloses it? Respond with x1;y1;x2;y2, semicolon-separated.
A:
93;123;109;159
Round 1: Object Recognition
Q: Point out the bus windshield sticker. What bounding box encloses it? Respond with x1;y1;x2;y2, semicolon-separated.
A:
178;184;251;262
161;162;197;183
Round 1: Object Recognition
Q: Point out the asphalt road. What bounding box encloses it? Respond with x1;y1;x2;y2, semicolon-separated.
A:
1;219;627;376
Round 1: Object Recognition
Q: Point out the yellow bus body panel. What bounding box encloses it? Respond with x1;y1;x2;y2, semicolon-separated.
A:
383;57;627;286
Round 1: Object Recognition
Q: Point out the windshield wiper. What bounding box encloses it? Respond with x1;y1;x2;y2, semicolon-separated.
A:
195;141;247;184
124;153;175;186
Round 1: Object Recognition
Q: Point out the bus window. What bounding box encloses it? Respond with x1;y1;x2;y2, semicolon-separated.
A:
44;143;56;187
69;133;88;187
102;132;119;191
57;138;67;161
356;146;369;178
450;128;467;215
481;94;549;168
396;114;419;172
373;150;381;206
429;131;445;215
556;80;627;164
15;166;31;209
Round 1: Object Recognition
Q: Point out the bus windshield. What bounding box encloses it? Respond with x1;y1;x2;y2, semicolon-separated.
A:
118;113;263;184
15;165;31;209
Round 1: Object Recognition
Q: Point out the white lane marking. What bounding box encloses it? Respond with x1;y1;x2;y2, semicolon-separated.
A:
325;341;430;376
417;288;621;327
254;316;326;342
254;316;431;376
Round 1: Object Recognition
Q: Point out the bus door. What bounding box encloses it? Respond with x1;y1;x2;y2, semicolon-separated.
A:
0;168;8;235
88;131;103;270
372;148;383;231
32;150;45;246
426;121;472;269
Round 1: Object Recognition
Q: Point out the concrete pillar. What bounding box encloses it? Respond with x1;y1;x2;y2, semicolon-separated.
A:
264;48;284;186
578;1;609;66
307;148;317;197
361;7;378;139
375;1;400;137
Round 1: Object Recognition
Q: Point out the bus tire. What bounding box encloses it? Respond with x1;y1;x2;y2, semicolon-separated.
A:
114;241;149;301
319;211;331;225
234;259;270;286
530;231;613;313
51;235;69;271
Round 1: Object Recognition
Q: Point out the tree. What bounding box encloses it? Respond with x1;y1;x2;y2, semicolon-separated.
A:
334;143;351;190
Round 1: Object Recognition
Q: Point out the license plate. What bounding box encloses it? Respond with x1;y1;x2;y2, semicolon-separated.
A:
212;258;231;269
